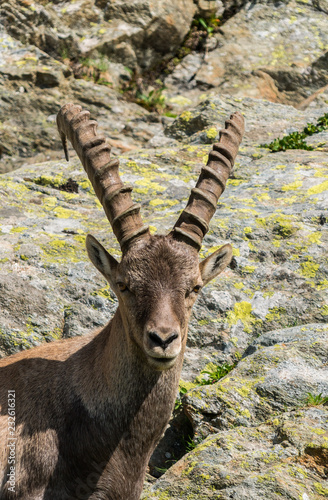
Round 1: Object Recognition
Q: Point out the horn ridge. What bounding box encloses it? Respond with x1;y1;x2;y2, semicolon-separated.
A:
171;111;245;250
56;103;150;250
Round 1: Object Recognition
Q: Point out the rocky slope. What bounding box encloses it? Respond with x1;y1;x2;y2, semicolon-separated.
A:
0;0;328;498
1;0;328;172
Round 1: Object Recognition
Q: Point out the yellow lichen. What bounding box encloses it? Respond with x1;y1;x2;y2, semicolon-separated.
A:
281;180;303;191
308;232;322;244
180;111;193;122
227;301;257;333
149;198;177;207
53;206;78;219
300;260;319;278
10;227;28;233
91;286;114;301
321;305;328;316
179;380;197;393
243;265;256;273
228;179;245;186
314;482;328;496
307;180;328;196
236;386;251;398
256;192;271;202
206;127;217;139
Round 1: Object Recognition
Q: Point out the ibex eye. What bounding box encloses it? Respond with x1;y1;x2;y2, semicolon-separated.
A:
193;285;201;294
117;282;128;292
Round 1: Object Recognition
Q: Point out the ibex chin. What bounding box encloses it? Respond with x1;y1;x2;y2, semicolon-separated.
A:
0;103;244;499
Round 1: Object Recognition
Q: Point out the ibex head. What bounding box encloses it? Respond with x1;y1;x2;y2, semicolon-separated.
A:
57;104;244;370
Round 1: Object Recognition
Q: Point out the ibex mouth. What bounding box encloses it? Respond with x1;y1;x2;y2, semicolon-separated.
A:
147;354;178;370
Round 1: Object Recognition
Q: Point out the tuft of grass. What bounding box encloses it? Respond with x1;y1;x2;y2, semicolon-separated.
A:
193;15;220;35
73;56;112;86
305;392;328;407
198;362;235;385
135;86;166;113
185;435;202;452
174;363;235;410
175;386;188;411
262;113;328;152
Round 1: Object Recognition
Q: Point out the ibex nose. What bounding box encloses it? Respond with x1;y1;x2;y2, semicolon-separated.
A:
148;331;179;351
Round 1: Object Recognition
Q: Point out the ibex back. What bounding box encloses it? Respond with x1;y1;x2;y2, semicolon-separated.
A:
0;103;244;499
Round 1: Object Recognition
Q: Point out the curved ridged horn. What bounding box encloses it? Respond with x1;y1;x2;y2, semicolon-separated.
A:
56;103;150;251
171;111;245;251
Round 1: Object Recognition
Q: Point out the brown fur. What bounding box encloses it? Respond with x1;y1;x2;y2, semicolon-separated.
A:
0;235;232;499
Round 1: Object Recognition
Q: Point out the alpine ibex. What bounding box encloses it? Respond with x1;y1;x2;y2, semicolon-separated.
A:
0;103;244;499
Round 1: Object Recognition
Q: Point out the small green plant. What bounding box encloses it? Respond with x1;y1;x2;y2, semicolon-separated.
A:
198;17;214;34
174;386;188;410
305;392;328;407
185;436;200;452
60;47;70;60
164;111;177;118
263;113;328;152
74;56;112;86
154;465;169;475
80;57;107;73
136;86;166;113
193;15;220;35
198;362;235;385
265;132;313;152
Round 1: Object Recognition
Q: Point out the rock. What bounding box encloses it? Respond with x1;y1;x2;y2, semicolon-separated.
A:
142;406;328;499
142;323;328;499
164;0;328;108
0;33;163;174
208;291;233;312
196;0;224;17
101;0;196;67
80;21;143;70
195;49;226;89
164;94;325;146
165;53;204;90
0;0;80;59
1;0;197;75
183;323;328;436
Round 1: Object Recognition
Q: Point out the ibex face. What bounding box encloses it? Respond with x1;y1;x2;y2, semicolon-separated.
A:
87;234;233;370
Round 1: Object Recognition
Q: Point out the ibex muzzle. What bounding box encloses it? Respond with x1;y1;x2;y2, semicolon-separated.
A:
0;103;244;499
144;293;183;367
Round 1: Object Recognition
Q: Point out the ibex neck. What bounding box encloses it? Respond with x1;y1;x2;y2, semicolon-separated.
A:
74;307;183;428
107;308;183;410
71;308;184;496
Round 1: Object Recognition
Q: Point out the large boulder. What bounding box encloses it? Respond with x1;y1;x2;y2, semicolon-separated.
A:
0;32;163;174
0;0;197;72
142;324;328;499
165;0;328;108
98;0;197;68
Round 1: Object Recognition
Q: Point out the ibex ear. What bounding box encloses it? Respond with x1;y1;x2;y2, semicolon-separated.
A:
200;244;233;286
86;234;119;285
